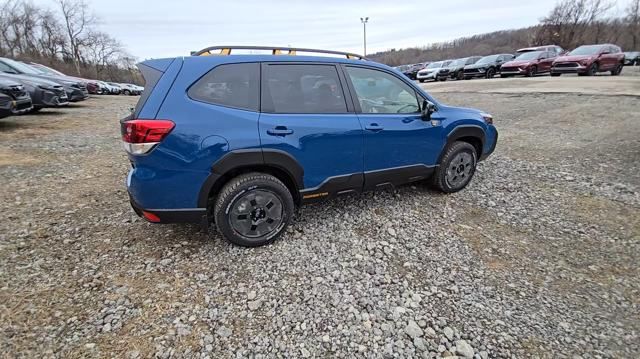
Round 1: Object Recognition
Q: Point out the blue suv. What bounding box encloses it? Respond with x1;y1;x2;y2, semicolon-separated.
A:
122;46;498;247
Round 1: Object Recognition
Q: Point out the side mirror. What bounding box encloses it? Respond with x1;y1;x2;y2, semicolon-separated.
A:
421;100;436;120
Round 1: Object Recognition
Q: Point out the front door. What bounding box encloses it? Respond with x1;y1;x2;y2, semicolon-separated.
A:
258;63;364;198
342;65;444;191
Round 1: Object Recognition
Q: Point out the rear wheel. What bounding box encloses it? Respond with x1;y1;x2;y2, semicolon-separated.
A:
611;63;623;76
213;173;294;247
432;141;478;193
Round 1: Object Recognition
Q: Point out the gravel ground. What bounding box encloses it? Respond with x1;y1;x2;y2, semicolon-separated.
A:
1;76;639;358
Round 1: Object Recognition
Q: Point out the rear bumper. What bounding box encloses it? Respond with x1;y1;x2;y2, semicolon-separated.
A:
129;192;206;224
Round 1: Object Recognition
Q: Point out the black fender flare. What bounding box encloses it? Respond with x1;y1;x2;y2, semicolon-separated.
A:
197;149;304;208
438;125;486;164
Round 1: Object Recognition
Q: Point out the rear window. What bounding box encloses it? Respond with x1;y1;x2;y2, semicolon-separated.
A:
188;63;260;111
262;64;347;114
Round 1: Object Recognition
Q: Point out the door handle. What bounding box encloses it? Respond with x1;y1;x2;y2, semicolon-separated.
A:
365;123;384;132
267;126;294;136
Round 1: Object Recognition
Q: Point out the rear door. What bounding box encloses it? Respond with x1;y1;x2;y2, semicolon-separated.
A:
258;63;364;197
342;65;444;191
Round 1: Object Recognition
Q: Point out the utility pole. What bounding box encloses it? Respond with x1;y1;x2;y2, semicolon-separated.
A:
360;17;369;56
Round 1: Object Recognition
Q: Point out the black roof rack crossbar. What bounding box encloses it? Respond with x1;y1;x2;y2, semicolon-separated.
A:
191;46;368;60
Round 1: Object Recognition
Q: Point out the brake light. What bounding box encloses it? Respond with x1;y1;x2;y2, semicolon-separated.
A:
121;119;174;154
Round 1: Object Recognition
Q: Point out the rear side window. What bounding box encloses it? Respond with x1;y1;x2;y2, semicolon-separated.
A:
262;64;347;114
188;63;259;111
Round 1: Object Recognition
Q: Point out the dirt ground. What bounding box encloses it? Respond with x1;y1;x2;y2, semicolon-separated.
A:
1;70;638;358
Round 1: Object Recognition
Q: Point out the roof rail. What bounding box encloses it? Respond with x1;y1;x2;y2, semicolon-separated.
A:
191;46;368;60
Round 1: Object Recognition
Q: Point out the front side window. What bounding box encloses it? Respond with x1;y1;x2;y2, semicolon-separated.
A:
345;66;420;114
188;63;260;111
262;64;347;114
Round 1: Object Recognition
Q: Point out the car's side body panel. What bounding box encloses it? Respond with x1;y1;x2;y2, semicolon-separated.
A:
125;53;498;224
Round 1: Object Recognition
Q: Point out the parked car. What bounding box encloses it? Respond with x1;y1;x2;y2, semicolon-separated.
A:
445;56;482;80
29;62;102;95
624;51;640;66
517;45;565;56
95;81;110;94
122;46;498;247
0;74;69;111
119;83;141;96
551;44;625;76
0;93;13;119
500;50;558;77
0;58;88;101
0;77;33;114
464;54;514;79
105;82;121;95
417;60;452;82
403;63;428;80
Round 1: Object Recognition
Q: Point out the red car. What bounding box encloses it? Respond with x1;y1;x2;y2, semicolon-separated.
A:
551;44;625;76
500;50;558;77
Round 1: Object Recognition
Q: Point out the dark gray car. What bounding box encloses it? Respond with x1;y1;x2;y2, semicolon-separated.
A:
0;74;69;111
463;54;515;79
0;57;88;102
445;56;482;80
0;77;33;114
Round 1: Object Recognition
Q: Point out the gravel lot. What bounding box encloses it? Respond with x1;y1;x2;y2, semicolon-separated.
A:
1;72;639;358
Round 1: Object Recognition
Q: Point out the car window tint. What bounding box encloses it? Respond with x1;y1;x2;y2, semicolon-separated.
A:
188;63;259;111
263;64;347;114
345;66;420;114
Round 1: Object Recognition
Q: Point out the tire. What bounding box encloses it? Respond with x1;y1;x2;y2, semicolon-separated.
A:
486;68;496;79
123;90;131;96
551;73;561;77
438;76;446;82
213;172;294;247
456;71;464;80
611;63;623;76
525;65;537;77
587;63;598;76
431;141;478;193
418;79;425;83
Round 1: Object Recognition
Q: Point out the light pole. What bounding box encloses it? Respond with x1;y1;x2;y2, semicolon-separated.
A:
360;17;369;56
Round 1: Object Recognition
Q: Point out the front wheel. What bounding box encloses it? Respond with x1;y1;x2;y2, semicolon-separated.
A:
213;173;294;247
486;68;496;79
587;63;598;76
526;66;537;77
432;141;478;193
123;90;131;96
418;79;425;83
457;71;464;80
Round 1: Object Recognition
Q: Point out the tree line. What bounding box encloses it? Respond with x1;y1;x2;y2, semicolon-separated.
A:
370;0;640;66
0;0;141;83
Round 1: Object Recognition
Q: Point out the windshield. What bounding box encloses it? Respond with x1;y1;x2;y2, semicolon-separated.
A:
1;58;41;74
515;51;543;60
476;55;500;65
569;45;603;56
426;61;443;69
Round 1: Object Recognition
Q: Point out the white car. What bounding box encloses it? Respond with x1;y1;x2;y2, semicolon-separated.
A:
416;60;452;82
119;83;142;96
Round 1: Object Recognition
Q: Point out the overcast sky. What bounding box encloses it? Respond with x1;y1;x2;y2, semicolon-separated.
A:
34;0;633;59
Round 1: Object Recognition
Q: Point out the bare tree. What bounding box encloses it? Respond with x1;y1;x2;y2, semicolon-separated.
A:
85;31;123;77
628;0;640;49
536;0;614;49
56;0;95;75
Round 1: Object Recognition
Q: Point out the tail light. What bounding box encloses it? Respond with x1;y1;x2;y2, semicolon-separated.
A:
121;119;174;155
